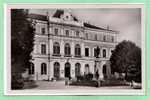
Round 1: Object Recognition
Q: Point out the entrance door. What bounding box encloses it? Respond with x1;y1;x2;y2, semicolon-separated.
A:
65;63;71;78
54;62;60;79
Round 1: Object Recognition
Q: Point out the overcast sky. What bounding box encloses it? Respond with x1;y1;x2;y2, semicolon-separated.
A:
29;8;141;47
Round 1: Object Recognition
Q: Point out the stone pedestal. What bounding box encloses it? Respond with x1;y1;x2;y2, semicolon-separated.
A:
95;61;104;80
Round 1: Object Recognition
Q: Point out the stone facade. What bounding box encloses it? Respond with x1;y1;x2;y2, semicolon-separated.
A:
27;9;118;80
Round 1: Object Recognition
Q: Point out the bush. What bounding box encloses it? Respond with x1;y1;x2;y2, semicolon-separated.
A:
85;73;93;80
70;80;97;87
76;75;84;81
76;73;94;81
11;73;24;89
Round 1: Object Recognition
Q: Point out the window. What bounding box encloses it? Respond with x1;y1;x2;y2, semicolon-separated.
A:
103;35;106;42
64;43;71;56
54;28;58;35
41;63;47;75
85;33;88;39
94;47;100;57
29;63;34;75
103;49;106;57
54;62;60;78
75;44;81;57
75;63;81;77
85;48;89;57
85;64;90;75
65;30;69;36
95;34;97;40
94;48;97;57
111;36;114;42
41;44;46;54
53;42;60;55
76;31;79;37
41;28;45;34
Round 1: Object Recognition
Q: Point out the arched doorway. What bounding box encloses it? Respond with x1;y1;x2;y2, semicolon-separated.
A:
65;62;71;78
54;62;60;79
75;63;81;77
85;64;90;75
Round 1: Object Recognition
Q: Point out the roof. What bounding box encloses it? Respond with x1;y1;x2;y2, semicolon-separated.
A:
28;12;116;32
28;13;47;21
83;23;106;30
83;23;117;32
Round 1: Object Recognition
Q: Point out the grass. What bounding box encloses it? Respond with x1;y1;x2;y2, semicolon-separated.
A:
23;80;38;89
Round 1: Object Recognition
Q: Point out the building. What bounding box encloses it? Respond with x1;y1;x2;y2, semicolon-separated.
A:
27;9;119;81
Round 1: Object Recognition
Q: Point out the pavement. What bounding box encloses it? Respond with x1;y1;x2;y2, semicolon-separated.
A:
25;80;133;90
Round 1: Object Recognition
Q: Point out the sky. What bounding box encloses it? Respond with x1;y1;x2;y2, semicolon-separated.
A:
29;8;141;47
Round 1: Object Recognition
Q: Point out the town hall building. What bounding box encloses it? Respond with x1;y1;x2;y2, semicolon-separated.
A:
27;9;119;81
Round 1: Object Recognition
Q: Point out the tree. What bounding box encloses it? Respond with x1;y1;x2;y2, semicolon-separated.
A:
11;9;35;89
110;40;141;82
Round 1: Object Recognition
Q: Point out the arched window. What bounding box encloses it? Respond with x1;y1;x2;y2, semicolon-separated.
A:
29;63;34;75
65;30;69;36
64;43;71;56
76;31;79;37
41;63;47;75
41;44;46;54
85;64;90;75
75;63;81;77
103;49;106;58
53;42;60;56
65;62;71;78
75;44;81;57
103;35;106;42
85;48;89;57
54;62;60;79
54;28;58;35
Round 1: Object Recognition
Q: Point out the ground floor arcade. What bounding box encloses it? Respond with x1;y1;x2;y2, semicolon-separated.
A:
25;58;111;81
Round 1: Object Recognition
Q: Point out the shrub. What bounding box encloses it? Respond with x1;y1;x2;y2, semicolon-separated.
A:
11;73;24;89
85;73;93;80
76;75;84;81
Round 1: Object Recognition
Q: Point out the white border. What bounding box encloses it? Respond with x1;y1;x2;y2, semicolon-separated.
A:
4;3;146;95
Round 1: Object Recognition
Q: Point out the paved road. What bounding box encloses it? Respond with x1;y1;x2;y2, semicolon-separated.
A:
25;80;133;90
